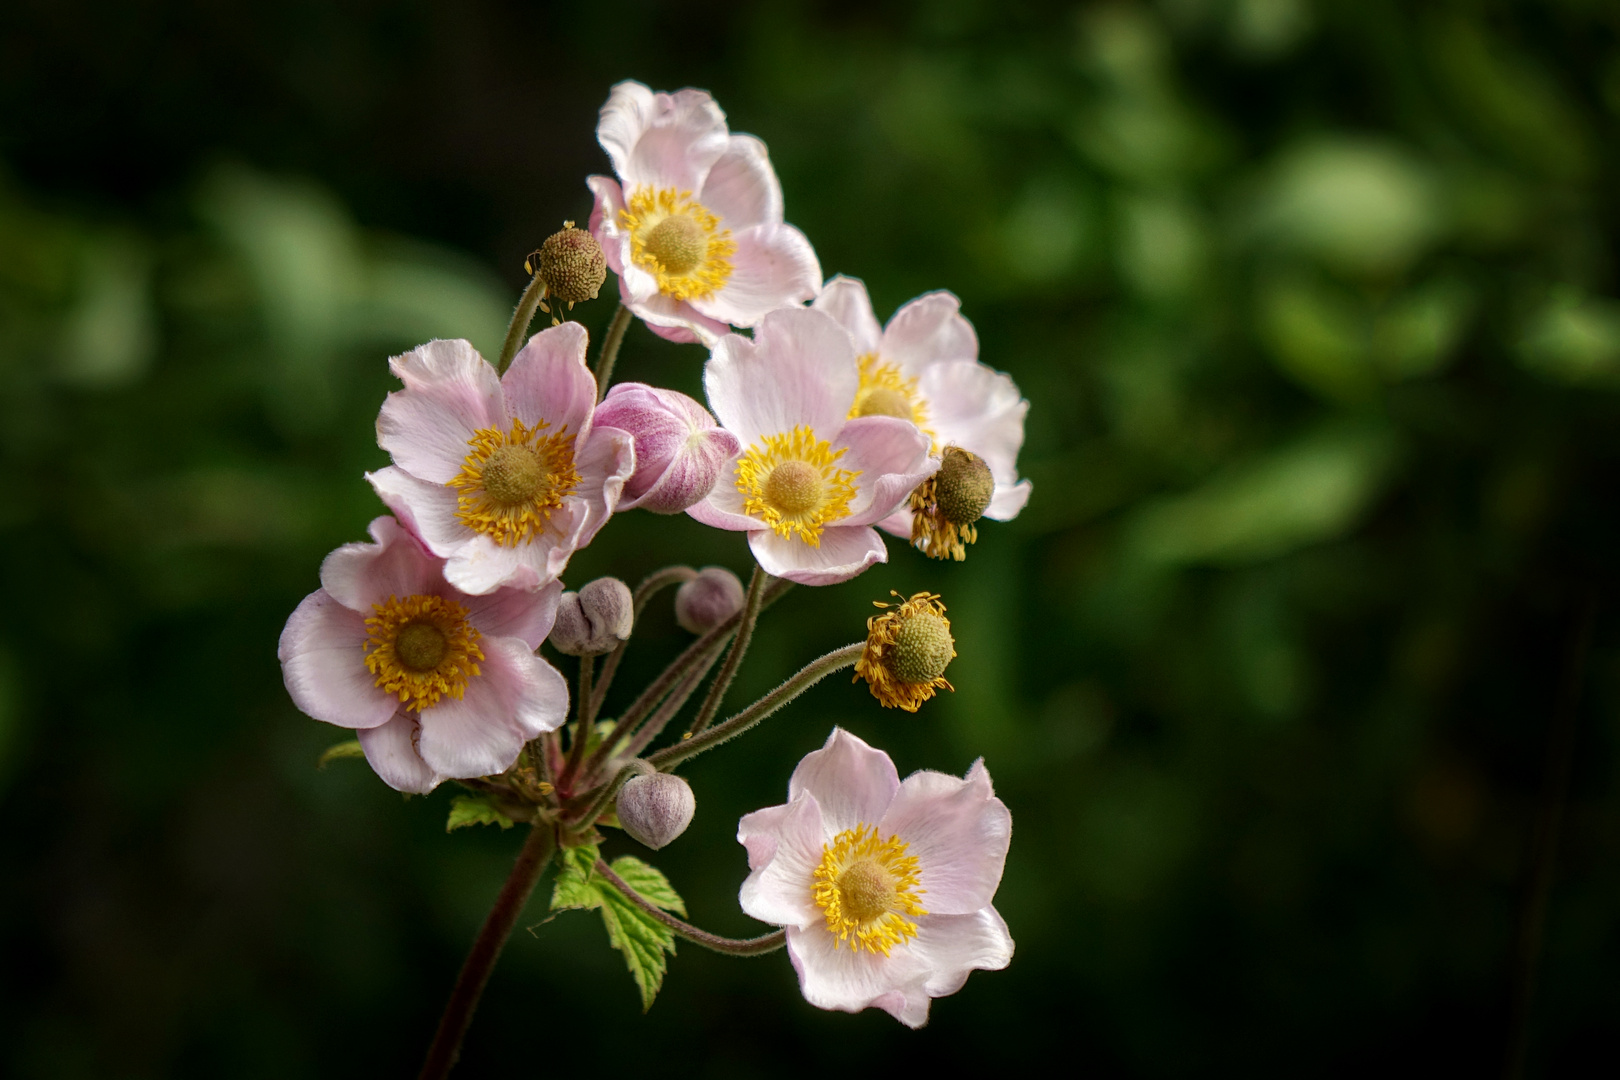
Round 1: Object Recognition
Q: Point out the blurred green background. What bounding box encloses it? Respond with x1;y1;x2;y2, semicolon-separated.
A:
3;0;1619;1075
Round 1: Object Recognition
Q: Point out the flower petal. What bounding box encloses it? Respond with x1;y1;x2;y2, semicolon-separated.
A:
698;134;782;233
415;636;569;778
598;81;730;193
689;223;821;328
502;321;596;438
463;579;562;651
570;423;637;542
986;478;1032;522
366;467;468;561
832;415;935;526
704;308;857;447
737;792;826;929
908;906;1015;1001
787;727;899;835
357;712;442;794
878;760;1011;915
748;524;886;586
873;506;913;540
379;340;505;485
917;359;1029;486
617;274;730;345
785;924;931;1028
879;291;978;375
318;515;441;611
278;590;396;730
812;275;884;357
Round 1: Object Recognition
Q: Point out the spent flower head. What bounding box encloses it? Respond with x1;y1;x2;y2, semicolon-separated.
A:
854;591;956;712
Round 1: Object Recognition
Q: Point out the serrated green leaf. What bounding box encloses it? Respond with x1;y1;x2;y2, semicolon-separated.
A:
608;856;686;916
445;794;515;833
597;885;677;1011
316;739;365;769
545;845;687;1010
549;843;603;910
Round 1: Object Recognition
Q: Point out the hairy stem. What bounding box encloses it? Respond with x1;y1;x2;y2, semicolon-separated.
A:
623;643;725;760
594;859;786;957
497;272;547;375
565;760;654;831
650;643;864;772
593;303;632;401
559;658;595;794
590;566;699;721
686;564;768;737
418;824;556;1080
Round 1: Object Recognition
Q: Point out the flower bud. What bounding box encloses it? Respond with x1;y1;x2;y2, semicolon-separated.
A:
532;221;606;305
548;577;634;656
674;566;746;634
617;772;695;850
594;383;742;514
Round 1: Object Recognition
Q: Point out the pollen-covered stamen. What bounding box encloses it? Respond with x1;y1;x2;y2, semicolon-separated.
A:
908;446;994;561
643;215;707;275
812;823;927;956
849;353;936;448
449;418;581;547
735;426;861;547
854;591;957;712
364;594;485;711
620;187;737;302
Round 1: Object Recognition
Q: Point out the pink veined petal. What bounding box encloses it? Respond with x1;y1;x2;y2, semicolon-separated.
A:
877;760;1012;915
831;415;934;526
812;275;884;357
698;134;783;234
689;223;822;329
278;590;397;730
357;712;442;794
633;424;740;513
737;793;827;930
907;906;1015;1001
587;175;628;275
985;478;1033;522
367;467;470;562
599;82;731;194
787;727;899;835
414;636;569;779
318;515;442;611
447;524;562;596
618;277;730;345
570;424;636;540
785;923;932;1028
704;308;857;447
917;360;1029;485
879;291;979;376
379;340;505;485
501;321;596;438
463;578;562;651
748;525;887;586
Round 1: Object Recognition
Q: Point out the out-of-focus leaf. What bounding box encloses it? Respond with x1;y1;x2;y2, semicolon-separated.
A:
57;234;155;388
1517;292;1620;386
358;240;509;362
446;795;516;832
1115;194;1207;300
316;740;364;769
1373;276;1475;380
1257;275;1375;402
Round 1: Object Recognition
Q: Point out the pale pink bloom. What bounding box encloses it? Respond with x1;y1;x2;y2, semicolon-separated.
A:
587;80;822;345
278;515;567;793
737;728;1014;1028
593;382;741;514
812;276;1032;540
368;324;635;595
687;307;934;585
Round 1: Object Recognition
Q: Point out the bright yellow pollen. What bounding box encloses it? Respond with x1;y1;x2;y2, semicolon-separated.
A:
735;426;861;547
449;418;580;547
364;594;484;712
812;824;927;956
621;187;736;301
849;353;936;450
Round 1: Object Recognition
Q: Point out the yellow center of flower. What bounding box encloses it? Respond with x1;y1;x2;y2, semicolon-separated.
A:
849;353;936;449
621;187;736;301
449;418;580;547
735;426;861;547
364;594;485;711
812;824;927;955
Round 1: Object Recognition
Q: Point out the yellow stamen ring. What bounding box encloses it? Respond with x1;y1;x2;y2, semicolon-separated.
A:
364;594;484;712
735;426;861;547
449;418;580;547
620;187;736;302
849;353;936;451
812;823;927;956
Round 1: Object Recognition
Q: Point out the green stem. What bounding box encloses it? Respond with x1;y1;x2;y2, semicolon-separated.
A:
686;565;768;738
560;657;595;794
497;272;547;374
593;304;632;400
417;824;556;1080
623;641;726;760
594;859;786;957
590;566;699;721
650;643;864;772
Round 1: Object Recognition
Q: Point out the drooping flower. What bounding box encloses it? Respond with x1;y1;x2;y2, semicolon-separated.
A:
853;591;956;712
811;275;1032;559
587;80;822;345
367;324;635;595
687;307;935;586
737;728;1014;1028
593;383;741;513
278;515;568;793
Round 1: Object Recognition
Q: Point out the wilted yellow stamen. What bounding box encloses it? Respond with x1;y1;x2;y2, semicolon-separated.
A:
449;418;580;547
621;187;736;301
854;591;956;712
908;446;994;561
812;824;927;955
735;426;861;547
364;594;484;711
849;353;936;450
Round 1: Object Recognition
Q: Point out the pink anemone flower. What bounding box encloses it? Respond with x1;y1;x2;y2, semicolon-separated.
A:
367;323;635;595
277;516;568;793
812;276;1032;546
686;307;935;586
737;728;1014;1028
587;80;822;345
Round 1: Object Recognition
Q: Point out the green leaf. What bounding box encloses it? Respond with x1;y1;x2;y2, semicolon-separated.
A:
316;739;365;769
597;886;677;1011
445;794;515;833
547;844;687;1010
607;856;686;916
549;844;603;911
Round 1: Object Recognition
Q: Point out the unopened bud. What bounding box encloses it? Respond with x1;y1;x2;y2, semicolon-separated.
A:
593;383;742;513
617;772;695;850
674;567;746;634
533;221;606;305
934;447;995;526
548;577;634;656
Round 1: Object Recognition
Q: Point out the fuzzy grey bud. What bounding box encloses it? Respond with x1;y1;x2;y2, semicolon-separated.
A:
548;577;634;656
674;566;746;634
617;773;695;850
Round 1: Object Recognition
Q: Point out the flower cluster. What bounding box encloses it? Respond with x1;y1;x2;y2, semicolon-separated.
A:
278;80;1032;1059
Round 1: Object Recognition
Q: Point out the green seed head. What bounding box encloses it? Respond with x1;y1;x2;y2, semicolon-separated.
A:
934;447;994;526
889;610;954;685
